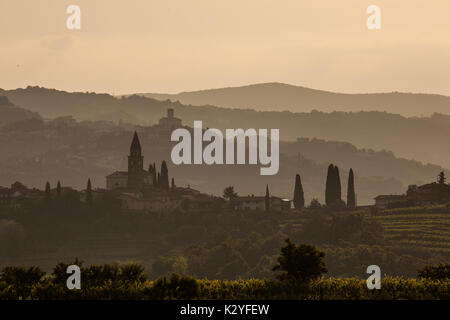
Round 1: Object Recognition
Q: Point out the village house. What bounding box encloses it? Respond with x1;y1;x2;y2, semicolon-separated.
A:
234;195;291;212
118;192;181;214
374;178;450;209
158;108;182;132
116;187;221;214
0;187;11;207
0;182;44;210
235;195;266;211
374;194;406;209
406;183;450;205
270;197;292;211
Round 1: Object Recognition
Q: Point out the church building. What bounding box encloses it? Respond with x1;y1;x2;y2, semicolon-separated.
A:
106;131;153;190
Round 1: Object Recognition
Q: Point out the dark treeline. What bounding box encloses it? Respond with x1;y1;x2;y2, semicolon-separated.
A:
1;189;446;281
0;239;448;300
1;163;448;280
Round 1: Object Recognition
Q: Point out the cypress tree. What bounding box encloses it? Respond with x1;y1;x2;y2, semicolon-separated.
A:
293;174;305;210
171;178;175;190
160;161;169;189
152;163;157;186
56;181;61;199
334;165;341;201
438;171;446;184
325;164;335;206
347;168;356;209
265;185;270;212
86;178;93;206
45;181;51;201
157;173;161;188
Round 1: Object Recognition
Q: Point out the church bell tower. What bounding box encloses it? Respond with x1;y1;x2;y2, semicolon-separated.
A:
128;131;144;189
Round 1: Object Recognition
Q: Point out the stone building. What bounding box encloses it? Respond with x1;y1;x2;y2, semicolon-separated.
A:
374;181;450;209
406;183;450;205
158;108;182;131
234;195;291;212
374;194;406;209
106;131;153;191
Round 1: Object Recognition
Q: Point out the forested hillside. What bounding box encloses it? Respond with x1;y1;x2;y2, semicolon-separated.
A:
0;100;447;204
3;86;450;169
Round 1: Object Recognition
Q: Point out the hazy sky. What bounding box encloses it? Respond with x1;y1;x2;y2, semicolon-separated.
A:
1;0;450;95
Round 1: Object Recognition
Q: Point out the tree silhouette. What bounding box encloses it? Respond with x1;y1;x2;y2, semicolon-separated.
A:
325;164;343;207
56;181;61;199
265;185;270;212
171;178;175;190
438;171;446;184
347;169;356;209
334;166;341;202
160;161;169;189
293;174;305;210
325;164;335;206
86;178;93;206
309;198;322;209
223;186;238;210
45;181;51;201
272;239;327;281
152;163;157;186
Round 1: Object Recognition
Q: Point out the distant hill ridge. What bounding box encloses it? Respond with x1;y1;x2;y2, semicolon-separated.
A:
139;82;450;117
0;95;41;126
3;85;450;169
0;109;447;205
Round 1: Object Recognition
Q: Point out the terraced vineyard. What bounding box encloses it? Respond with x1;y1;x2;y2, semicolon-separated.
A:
369;211;450;257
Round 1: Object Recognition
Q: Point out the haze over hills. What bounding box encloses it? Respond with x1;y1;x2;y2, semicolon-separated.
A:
0;96;448;205
2;86;450;170
0;96;41;126
140;82;450;117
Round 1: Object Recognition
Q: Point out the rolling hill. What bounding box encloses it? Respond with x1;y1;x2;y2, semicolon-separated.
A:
0;99;448;205
3;86;450;170
139;82;450;117
0;96;41;126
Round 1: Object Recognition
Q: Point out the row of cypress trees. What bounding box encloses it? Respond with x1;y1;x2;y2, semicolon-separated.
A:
149;160;175;189
45;178;93;205
44;163;355;210
325;164;356;208
291;164;356;210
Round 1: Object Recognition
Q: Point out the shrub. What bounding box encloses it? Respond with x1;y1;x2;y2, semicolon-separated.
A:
418;263;450;281
0;266;45;299
145;274;200;300
272;239;327;281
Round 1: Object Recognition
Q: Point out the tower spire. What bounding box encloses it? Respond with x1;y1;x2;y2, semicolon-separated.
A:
128;131;144;189
130;131;141;154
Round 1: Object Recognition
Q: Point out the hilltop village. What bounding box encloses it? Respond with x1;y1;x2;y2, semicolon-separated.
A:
1;108;450;214
0;109;291;214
